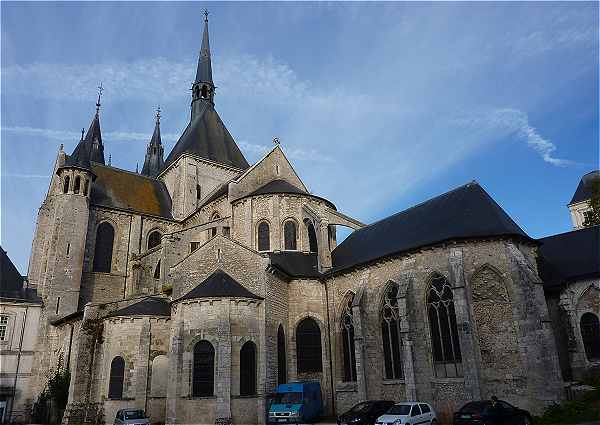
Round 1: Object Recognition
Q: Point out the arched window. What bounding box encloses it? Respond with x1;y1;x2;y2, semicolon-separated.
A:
63;175;70;194
83;179;89;196
284;220;297;250
257;221;270;252
340;294;357;382
304;219;318;253
201;85;208;98
150;355;168;397
93;222;115;273
240;341;257;396
154;260;161;279
193;340;215;397
581;312;600;361
381;284;403;379
74;176;81;194
147;230;162;250
277;325;287;385
108;356;125;399
427;274;462;377
210;213;220;238
296;318;322;373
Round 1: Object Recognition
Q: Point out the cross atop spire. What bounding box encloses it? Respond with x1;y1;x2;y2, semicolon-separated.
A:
203;9;209;22
156;105;161;124
96;82;104;113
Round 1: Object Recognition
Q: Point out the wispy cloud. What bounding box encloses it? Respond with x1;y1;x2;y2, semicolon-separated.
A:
451;108;573;167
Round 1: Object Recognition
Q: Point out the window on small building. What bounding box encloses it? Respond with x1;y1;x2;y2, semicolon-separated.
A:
73;176;81;194
283;220;297;250
240;341;257;396
277;325;287;385
154;260;161;279
147;230;162;250
63;176;70;194
381;284;403;379
427;273;462;377
340;294;357;382
581;312;600;361
93;222;115;273
304;219;318;253
108;356;125;399
296;317;322;373
190;242;200;253
257;221;270;252
193;340;215;397
0;315;9;341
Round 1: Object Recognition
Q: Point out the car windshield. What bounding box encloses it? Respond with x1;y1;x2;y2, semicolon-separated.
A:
123;410;145;420
387;404;412;415
460;402;490;414
349;402;373;413
274;392;303;404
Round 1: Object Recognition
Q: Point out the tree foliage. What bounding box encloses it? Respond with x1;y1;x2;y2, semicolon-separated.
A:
583;179;600;227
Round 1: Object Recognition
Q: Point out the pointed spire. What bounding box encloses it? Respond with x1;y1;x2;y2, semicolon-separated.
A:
141;106;165;178
195;10;213;85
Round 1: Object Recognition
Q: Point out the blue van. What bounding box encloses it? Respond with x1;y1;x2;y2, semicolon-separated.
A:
268;381;322;423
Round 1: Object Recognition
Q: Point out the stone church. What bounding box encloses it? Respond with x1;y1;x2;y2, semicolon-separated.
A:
21;13;599;425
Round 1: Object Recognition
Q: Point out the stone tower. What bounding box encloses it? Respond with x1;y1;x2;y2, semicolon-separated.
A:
140;107;165;178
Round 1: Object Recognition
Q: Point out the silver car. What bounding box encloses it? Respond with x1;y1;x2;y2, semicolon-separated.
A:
114;409;150;425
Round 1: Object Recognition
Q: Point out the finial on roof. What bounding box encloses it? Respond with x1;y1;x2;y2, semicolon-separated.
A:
59;143;64;152
273;137;280;145
203;9;209;22
108;154;112;166
156;105;161;124
96;82;104;113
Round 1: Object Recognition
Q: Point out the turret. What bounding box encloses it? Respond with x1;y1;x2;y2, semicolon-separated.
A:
141;107;165;178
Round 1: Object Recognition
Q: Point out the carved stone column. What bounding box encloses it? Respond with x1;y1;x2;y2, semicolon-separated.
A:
215;299;232;425
135;319;151;410
351;297;367;401
166;319;183;425
448;248;482;400
397;273;417;400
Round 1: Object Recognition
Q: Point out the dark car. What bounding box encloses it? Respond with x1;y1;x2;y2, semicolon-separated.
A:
453;400;532;425
338;400;396;425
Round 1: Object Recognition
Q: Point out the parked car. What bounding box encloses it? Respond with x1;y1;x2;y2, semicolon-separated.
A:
268;381;322;423
337;400;395;425
114;409;150;425
376;402;437;425
453;400;532;425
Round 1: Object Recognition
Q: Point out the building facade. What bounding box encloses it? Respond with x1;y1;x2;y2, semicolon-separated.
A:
21;14;598;425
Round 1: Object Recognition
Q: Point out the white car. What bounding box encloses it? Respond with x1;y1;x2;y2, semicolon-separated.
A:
375;402;437;425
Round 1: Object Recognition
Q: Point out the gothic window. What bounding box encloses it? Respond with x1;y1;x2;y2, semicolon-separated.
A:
83;179;89;196
277;325;287;385
93;222;115;273
427;274;462;377
148;230;162;250
381;284;403;379
296;318;322;373
192;340;214;397
210;213;220;238
154;260;161;279
581;312;600;361
63;176;70;193
74;176;81;194
304;219;318;253
108;356;125;399
240;341;257;396
283;220;297;250
257;221;270;252
340;294;357;382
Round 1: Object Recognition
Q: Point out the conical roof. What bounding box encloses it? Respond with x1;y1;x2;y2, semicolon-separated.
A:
195;13;213;84
141;111;165;178
83;111;105;164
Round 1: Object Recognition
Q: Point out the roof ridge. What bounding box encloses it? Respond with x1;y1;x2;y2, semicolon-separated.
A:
93;162;162;181
539;224;600;241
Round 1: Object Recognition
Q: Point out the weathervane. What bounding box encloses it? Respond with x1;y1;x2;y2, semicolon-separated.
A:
156;105;161;124
273;137;280;145
96;82;104;112
203;9;209;22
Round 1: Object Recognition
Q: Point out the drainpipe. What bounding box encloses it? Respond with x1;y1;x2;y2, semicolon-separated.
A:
8;305;29;423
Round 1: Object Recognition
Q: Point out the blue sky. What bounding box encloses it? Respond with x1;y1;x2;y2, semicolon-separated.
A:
1;2;598;274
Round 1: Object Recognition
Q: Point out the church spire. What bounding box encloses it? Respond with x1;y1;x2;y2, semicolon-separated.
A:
141;106;165;178
191;10;215;112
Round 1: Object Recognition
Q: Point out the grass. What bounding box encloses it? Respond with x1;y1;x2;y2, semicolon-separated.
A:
533;378;600;425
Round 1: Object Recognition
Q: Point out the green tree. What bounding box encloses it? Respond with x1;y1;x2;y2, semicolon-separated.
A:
583;179;600;227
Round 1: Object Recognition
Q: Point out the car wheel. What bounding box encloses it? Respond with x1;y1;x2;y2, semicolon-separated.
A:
522;416;531;425
431;420;437;425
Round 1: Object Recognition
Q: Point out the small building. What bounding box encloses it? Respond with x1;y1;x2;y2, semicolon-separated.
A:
568;170;599;229
0;247;42;423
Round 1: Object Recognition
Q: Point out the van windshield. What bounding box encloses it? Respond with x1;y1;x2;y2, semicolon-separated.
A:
387;405;411;415
274;392;303;404
123;410;145;420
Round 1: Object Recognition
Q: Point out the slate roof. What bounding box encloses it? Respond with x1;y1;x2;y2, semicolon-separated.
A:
90;163;173;218
0;246;41;304
164;102;249;170
176;269;263;302
249;180;308;197
569;170;600;205
331;182;532;273
268;252;321;279
141;116;165;178
537;225;600;290
195;15;213;84
107;296;171;318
